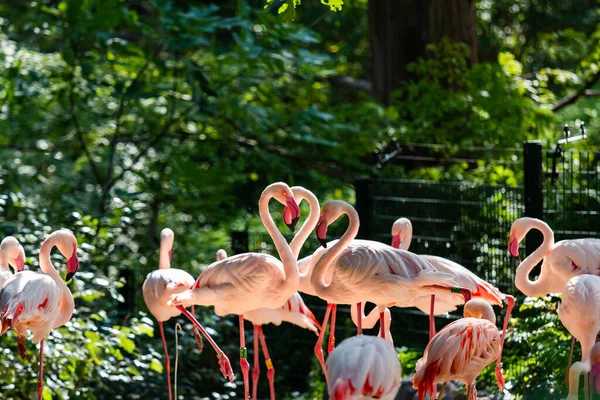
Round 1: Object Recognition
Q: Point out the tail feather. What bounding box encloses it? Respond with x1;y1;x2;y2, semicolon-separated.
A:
474;281;503;307
413;358;440;400
331;378;355;400
301;304;321;331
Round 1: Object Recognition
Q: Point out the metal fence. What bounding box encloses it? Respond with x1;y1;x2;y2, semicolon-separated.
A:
227;140;600;395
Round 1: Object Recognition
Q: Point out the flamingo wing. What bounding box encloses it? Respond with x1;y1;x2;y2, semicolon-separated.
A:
549;238;600;277
0;271;61;342
422;255;503;306
413;318;500;397
327;335;401;400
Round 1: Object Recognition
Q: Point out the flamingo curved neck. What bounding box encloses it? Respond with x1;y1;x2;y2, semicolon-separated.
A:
0;250;8;272
401;225;412;251
310;203;360;296
350;303;380;329
289;188;320;278
514;220;555;297
259;191;298;296
39;237;63;278
159;241;172;269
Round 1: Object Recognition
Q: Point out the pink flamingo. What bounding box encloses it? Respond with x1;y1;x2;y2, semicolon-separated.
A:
0;236;25;287
311;200;472;380
559;275;600;400
509;217;600;376
215;249;320;400
390;217;514;340
412;299;506;400
167;182;303;400
142;229;231;400
0;230;79;400
326;335;401;400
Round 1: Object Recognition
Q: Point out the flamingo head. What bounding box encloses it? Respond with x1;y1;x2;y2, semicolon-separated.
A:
391;218;412;250
508;218;536;262
53;230;79;282
315;213;328;248
314;200;349;248
1;237;25;273
273;185;300;232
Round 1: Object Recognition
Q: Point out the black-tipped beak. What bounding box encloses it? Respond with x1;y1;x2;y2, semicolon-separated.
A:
286;216;299;232
66;271;76;282
319;238;328;248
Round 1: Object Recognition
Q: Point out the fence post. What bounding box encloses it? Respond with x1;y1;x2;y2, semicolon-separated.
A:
231;230;249;255
354;177;374;240
523;141;543;257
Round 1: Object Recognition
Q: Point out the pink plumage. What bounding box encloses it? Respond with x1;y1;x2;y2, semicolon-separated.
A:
326;335;401;400
0;230;80;400
510;217;600;297
0;237;25;288
412;299;505;400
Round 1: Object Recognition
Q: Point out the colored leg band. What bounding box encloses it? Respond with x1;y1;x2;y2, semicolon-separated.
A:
265;359;273;370
240;347;247;359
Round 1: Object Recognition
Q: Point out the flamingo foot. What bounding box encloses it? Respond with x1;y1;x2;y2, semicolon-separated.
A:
495;363;505;391
218;352;234;382
17;334;27;359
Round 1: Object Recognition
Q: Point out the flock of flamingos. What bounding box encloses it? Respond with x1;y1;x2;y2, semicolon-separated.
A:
1;181;600;400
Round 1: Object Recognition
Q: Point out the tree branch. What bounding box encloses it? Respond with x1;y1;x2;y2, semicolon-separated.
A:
106;43;163;191
551;70;600;112
69;73;103;186
327;75;372;93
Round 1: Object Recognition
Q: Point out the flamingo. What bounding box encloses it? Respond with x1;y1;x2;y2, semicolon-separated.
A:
142;229;230;400
0;236;25;287
215;249;321;400
412;299;506;400
559;275;600;400
0;229;80;400
326;335;402;400
509;217;600;377
390;217;514;341
167;182;303;399
311;200;472;380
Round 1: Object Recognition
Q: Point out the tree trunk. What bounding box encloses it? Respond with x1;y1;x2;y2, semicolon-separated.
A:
369;0;478;104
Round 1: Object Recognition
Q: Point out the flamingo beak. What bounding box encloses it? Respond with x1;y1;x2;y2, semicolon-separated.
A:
66;247;79;282
508;233;521;262
14;251;25;272
461;288;473;303
315;215;328;248
391;234;401;249
284;196;301;232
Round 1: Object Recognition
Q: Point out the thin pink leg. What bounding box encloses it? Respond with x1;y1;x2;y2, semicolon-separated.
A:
356;302;362;335
17;334;27;359
495;295;515;391
37;339;44;400
258;326;275;400
566;336;575;385
328;304;337;355
159;322;173;400
314;303;333;382
176;306;233;381
379;311;386;340
429;294;436;340
239;315;250;400
252;325;260;400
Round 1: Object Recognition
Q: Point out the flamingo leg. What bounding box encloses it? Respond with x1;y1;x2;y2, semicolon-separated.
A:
176;306;233;381
314;303;333;382
567;336;576;386
585;372;589;400
495;294;515;391
159;322;173;400
327;304;337;355
429;294;436;340
37;339;44;400
437;382;447;400
379;311;386;340
239;315;250;400
17;334;27;359
465;383;471;400
356;302;362;335
252;325;260;400
258;326;275;400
